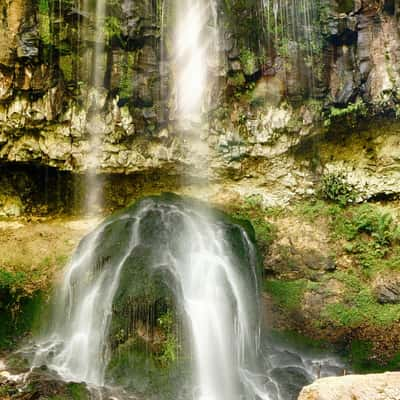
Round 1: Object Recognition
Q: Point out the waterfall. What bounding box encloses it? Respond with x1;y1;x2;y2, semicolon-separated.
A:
84;0;107;214
31;196;273;399
173;0;219;128
30;1;281;399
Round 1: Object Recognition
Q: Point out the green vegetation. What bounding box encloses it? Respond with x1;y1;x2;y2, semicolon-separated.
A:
296;200;400;277
321;270;400;327
324;99;368;128
350;340;400;372
239;49;258;76
331;204;400;274
337;0;354;13
265;198;400;369
0;269;27;294
291;200;400;329
157;310;180;366
104;16;123;42
228;194;278;253
67;383;89;400
319;172;357;206
38;0;49;14
264;279;309;310
0;291;45;349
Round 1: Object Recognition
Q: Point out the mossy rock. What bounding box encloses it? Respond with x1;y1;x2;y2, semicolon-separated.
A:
74;193;261;398
0;290;47;350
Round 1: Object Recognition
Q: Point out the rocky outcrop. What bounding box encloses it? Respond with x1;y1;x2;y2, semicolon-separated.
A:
0;0;400;214
298;372;400;400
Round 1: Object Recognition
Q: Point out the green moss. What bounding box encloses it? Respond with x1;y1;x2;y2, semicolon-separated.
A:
228;195;277;253
337;0;354;13
228;72;246;88
156;310;180;366
264;279;308;310
239;49;258;76
0;291;46;349
67;383;89;400
350;340;400;373
106;337;189;400
321;279;400;328
324;99;368;128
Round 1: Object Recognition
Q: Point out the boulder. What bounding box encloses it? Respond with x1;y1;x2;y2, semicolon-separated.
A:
298;372;400;400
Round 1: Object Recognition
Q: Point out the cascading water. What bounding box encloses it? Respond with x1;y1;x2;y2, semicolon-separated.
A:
160;206;270;400
167;4;273;396
31;195;273;399
174;0;218;123
31;209;147;385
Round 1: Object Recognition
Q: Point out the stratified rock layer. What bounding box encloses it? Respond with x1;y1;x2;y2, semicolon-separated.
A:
1;0;400;213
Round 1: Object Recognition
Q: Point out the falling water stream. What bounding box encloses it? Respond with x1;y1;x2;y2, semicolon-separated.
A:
174;0;219;124
84;0;107;214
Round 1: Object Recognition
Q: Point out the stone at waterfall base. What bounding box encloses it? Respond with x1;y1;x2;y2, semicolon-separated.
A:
298;372;400;400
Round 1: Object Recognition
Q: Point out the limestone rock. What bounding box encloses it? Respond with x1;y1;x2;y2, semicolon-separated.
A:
298;372;400;400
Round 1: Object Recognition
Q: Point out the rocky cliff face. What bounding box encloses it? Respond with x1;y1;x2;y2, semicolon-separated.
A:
0;0;400;215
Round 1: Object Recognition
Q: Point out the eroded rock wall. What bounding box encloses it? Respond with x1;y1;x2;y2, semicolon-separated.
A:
0;0;400;214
